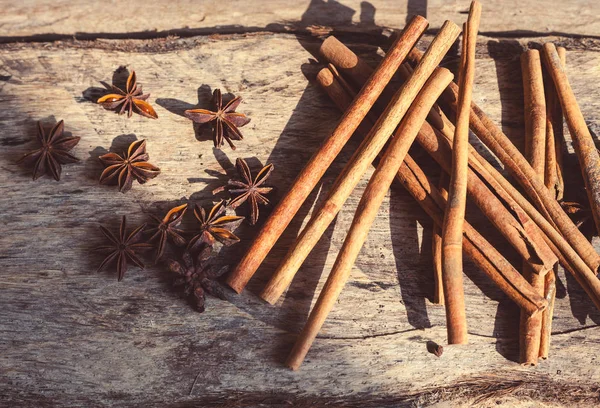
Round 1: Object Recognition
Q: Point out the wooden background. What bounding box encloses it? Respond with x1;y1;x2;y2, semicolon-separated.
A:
2;1;600;406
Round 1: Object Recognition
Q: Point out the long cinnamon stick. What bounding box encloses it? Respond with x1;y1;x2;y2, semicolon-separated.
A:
408;47;600;276
433;171;448;305
542;42;600;234
315;66;546;315
226;15;429;293
321;41;558;277
540;46;566;359
285;67;454;370
442;1;481;344
260;21;461;304
522;50;547;177
520;49;546;366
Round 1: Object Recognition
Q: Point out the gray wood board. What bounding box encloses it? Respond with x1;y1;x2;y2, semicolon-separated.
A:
2;0;600;41
1;32;600;406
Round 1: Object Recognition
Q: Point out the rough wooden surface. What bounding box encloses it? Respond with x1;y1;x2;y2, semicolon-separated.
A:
2;1;600;407
2;0;600;40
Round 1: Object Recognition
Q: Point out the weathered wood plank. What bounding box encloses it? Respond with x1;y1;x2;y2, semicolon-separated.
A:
1;33;600;406
1;0;600;40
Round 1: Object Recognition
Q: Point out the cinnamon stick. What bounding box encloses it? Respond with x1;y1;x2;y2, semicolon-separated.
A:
260;21;461;304
408;47;600;276
544;47;566;199
540;46;566;359
542;42;600;234
520;49;547;366
320;36;374;88
522;50;547;177
442;1;481;344
539;268;557;359
432;171;448;305
225;16;429;293
315;66;546;316
285;67;454;370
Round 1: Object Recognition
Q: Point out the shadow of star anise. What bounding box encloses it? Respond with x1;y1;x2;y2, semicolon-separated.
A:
17;120;80;181
167;245;228;313
97;70;158;119
188;200;244;251
213;158;274;225
99;139;161;193
147;203;188;262
184;88;251;150
96;215;153;281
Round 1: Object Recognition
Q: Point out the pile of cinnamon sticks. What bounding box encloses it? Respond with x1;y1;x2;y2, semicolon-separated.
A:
226;1;600;369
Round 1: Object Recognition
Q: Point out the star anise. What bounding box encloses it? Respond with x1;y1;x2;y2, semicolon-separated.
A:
184;88;251;150
99;139;160;193
167;246;228;312
97;216;152;281
17;120;80;181
97;70;158;119
147;203;188;261
213;158;274;225
188;200;244;251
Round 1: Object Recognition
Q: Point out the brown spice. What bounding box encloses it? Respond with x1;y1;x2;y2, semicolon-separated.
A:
441;1;481;345
167;246;227;313
97;70;158;119
543;42;600;236
17;120;80;181
213;158;274;225
185;89;251;150
147;204;188;261
96;215;152;281
99;139;161;193
188;200;244;251
520;48;547;367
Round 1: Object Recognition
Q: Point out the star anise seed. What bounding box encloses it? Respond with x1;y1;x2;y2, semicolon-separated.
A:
97;70;158;119
188;200;244;251
184;88;251;150
147;203;188;261
213;158;274;225
99;139;161;193
17;120;80;181
167;246;228;313
97;215;153;281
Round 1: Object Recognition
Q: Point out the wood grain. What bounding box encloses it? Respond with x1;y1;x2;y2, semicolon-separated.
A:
2;26;600;406
2;0;600;40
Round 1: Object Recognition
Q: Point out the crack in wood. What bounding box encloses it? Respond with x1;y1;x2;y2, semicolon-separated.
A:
2;24;600;46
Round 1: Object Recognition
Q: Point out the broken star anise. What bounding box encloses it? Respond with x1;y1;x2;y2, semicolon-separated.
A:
184;88;251;150
188;200;244;251
167;246;228;313
17;120;80;181
97;215;152;281
147;203;188;262
99;139;161;193
97;70;158;119
213;158;274;225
